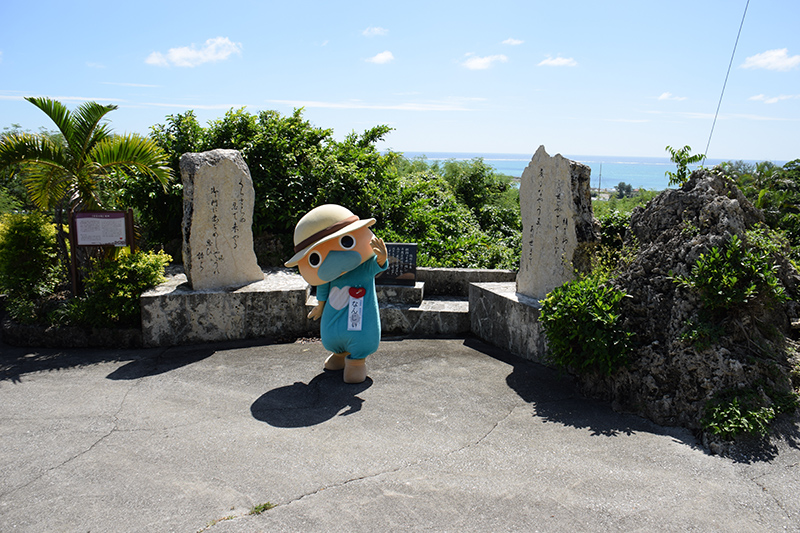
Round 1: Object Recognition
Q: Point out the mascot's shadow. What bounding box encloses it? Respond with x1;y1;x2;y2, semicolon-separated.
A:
251;370;373;428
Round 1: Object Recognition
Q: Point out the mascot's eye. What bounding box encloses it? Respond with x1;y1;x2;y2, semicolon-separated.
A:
339;234;356;250
308;251;322;268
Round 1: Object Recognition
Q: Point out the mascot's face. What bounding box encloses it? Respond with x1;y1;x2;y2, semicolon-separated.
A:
297;225;375;286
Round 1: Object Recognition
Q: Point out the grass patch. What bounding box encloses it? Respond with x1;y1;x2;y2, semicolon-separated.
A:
249;502;276;515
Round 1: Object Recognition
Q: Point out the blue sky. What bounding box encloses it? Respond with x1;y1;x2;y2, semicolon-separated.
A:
1;0;798;161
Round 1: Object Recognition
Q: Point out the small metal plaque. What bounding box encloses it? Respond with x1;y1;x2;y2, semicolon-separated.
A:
377;243;417;286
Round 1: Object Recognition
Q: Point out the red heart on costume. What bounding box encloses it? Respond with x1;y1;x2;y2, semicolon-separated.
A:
349;287;366;299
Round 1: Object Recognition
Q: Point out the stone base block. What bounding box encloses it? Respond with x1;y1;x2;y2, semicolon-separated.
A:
380;297;469;336
141;270;312;347
376;281;424;306
305;295;470;337
469;282;548;364
417;267;516;296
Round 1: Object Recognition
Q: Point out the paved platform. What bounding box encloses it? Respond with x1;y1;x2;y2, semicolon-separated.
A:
1;336;799;532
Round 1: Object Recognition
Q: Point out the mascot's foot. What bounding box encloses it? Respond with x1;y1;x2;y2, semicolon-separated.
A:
343;358;367;384
324;352;348;371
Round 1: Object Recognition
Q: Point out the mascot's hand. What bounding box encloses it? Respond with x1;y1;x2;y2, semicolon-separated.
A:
371;236;388;267
308;302;324;321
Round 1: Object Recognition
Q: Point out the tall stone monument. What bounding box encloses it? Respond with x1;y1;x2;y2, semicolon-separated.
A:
516;145;598;300
181;149;264;290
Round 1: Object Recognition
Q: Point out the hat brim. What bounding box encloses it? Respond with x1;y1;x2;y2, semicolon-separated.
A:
285;218;375;267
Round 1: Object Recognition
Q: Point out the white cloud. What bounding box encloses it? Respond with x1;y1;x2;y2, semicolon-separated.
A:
537;56;577;67
141;101;250;110
658;92;688;101
462;54;508;70
749;93;800;104
146;37;242;68
269;99;474;111
103;82;160;88
502;38;523;46
647;109;794;122
0;94;126;103
741;48;800;71
363;26;388;37
366;51;394;64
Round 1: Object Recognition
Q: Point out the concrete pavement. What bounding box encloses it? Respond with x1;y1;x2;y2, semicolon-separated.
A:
1;335;799;532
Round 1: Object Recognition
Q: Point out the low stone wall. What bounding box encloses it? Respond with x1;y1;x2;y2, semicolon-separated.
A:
3;268;538;353
469;282;547;364
416;267;516;296
140;268;485;347
139;268;510;347
141;269;311;347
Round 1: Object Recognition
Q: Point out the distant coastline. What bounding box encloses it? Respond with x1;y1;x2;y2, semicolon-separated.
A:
393;151;789;191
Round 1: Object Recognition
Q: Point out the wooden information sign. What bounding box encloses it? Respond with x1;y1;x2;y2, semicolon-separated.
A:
74;211;131;246
68;209;136;295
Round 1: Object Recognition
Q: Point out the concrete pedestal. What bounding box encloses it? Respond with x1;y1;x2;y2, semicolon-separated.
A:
469;282;548;364
141;271;473;347
141;270;312;347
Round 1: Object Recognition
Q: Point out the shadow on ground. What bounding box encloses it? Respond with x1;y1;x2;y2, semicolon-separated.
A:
465;337;800;462
251;371;373;427
106;345;215;380
0;335;268;384
0;338;134;384
463;337;701;446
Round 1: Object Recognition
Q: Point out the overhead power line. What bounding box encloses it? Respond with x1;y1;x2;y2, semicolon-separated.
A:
703;0;751;164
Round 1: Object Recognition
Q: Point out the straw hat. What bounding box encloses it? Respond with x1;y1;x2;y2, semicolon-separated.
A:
285;204;375;267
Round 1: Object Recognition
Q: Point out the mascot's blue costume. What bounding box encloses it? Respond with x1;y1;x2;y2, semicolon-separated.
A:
285;205;387;383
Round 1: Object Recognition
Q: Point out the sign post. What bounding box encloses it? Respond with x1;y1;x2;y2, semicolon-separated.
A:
69;210;135;295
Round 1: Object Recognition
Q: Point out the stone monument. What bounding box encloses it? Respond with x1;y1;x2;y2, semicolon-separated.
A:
181;149;264;290
516;145;598;300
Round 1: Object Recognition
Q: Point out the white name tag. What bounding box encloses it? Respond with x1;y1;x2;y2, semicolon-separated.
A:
348;295;364;331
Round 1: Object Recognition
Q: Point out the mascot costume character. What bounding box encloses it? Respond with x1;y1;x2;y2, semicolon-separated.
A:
285;204;388;384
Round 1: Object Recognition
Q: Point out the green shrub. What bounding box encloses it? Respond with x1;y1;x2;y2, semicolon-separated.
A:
72;250;171;327
675;233;788;313
0;212;62;299
375;172;520;269
598;210;630;250
540;274;633;376
702;387;798;440
592;189;659;219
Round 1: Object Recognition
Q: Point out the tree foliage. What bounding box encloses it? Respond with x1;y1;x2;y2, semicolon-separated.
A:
0;98;173;295
0;124;62;214
666;145;705;187
0;212;62;299
717;158;800;259
615;181;633;199
139;108;520;268
0;97;171;212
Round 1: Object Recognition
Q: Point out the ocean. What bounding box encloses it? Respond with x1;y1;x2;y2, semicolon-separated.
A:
399;151;787;191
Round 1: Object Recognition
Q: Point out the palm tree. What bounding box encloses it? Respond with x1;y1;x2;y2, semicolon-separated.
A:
0;97;173;293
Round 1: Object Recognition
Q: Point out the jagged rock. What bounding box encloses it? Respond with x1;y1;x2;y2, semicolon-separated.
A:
577;169;799;440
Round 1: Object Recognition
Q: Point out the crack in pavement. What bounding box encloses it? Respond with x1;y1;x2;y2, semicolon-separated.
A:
199;403;521;530
261;403;518;510
747;470;795;523
0;376;142;500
